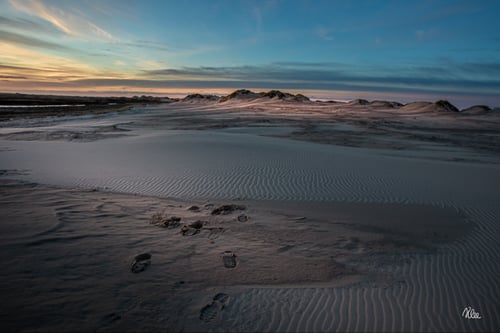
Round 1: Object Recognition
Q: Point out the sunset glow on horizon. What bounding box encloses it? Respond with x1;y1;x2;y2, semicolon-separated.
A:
1;0;500;107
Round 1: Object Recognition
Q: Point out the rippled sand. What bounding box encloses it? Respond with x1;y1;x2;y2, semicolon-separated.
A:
0;101;499;332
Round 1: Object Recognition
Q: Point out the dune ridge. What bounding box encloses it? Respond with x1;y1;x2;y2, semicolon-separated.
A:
3;90;496;115
172;89;497;113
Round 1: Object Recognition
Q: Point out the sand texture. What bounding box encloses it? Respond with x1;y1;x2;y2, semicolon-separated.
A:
0;95;499;332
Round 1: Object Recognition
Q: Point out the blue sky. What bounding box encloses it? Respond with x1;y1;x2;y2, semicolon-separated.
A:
0;0;499;107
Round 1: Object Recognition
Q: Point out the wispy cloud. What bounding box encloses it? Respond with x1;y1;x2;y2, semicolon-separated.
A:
0;29;72;51
271;61;343;68
8;0;114;41
120;40;171;52
143;63;345;82
0;43;100;81
0;14;58;34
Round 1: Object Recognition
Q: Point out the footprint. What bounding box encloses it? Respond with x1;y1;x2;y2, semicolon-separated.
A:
131;253;151;273
222;251;237;268
189;220;205;229
200;302;218;322
180;220;206;236
199;293;230;323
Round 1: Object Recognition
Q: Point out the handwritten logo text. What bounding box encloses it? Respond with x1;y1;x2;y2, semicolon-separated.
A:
462;306;482;319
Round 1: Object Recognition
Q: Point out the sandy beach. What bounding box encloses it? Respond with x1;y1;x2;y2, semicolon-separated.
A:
0;93;499;332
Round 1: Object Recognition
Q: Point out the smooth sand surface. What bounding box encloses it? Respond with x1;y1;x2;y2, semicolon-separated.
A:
0;99;499;332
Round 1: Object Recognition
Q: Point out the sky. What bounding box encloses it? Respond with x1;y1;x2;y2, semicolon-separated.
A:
0;0;499;107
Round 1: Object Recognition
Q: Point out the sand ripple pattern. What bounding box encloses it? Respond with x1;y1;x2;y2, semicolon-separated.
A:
47;132;494;211
3;131;497;207
1;130;499;332
215;202;499;333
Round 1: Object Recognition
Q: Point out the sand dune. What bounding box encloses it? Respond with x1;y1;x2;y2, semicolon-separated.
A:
401;100;459;113
175;89;497;115
0;94;499;332
460;105;492;115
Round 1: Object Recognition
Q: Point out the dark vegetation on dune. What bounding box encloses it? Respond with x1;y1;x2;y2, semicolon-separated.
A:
435;100;459;113
182;89;310;103
348;99;370;105
218;89;310;103
369;101;404;108
460;105;492;115
182;94;220;102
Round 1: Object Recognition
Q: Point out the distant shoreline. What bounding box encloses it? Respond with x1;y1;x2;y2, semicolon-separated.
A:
0;92;170;121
